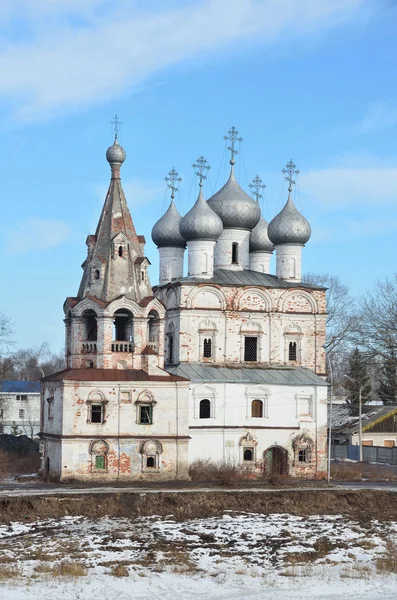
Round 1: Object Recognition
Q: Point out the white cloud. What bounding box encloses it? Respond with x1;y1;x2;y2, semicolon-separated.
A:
349;99;397;134
3;218;71;254
0;0;368;121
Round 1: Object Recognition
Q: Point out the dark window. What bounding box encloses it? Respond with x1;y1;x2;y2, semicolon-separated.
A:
141;271;145;281
289;342;297;361
244;337;258;362
168;335;174;364
84;310;97;341
118;246;123;257
95;455;105;470
17;395;27;402
94;269;100;280
139;405;153;424
18;409;25;419
298;449;310;463
243;448;253;461
232;243;238;264
199;399;211;419
113;309;133;341
251;399;263;418
91;404;103;424
203;338;212;358
146;456;155;468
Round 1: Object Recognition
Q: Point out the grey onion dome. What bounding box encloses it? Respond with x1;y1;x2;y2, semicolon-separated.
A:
249;217;274;253
151;199;186;248
207;169;261;230
268;193;311;245
179;188;223;242
106;135;126;165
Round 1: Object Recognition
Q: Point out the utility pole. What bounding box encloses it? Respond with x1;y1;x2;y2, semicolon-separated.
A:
323;345;333;484
344;375;363;462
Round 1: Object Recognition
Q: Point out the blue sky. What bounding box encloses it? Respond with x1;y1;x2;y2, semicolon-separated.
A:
0;0;396;352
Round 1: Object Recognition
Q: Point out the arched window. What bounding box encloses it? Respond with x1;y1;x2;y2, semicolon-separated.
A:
232;242;239;264
289;341;297;361
199;399;211;419
146;456;155;468
118;246;123;257
94;269;100;280
83;310;97;341
90;440;109;472
203;338;212;359
148;311;160;351
141;439;162;473
243;448;253;461
167;323;175;364
113;309;133;341
251;399;263;418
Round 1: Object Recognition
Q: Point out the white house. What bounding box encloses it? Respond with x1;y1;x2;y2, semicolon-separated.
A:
0;381;41;438
41;126;328;481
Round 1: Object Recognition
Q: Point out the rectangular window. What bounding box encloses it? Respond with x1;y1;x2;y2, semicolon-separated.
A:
362;440;373;446
203;338;212;358
384;440;395;448
95;455;105;470
17;395;28;402
288;342;297;361
139;405;153;424
298;449;310;463
244;337;258;362
232;243;238;264
91;404;103;424
18;409;25;419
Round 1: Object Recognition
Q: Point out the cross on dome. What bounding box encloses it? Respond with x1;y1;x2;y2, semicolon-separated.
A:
165;168;182;200
249;175;266;202
224;126;242;165
111;114;122;139
192;156;210;187
282;159;300;193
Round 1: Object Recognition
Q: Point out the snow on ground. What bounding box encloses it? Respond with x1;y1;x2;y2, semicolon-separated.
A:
0;512;397;599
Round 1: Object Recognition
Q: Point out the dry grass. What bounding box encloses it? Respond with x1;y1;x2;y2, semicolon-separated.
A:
34;564;53;574
331;461;397;482
108;564;129;577
189;459;255;485
0;566;21;580
51;561;87;577
376;540;397;573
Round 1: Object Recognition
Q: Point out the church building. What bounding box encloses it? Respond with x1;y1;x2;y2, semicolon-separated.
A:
40;125;328;481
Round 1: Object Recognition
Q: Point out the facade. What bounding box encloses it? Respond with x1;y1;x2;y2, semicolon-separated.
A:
0;381;41;438
332;404;397;447
41;126;328;481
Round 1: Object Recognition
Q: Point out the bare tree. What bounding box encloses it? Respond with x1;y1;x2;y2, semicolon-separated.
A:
0;312;15;378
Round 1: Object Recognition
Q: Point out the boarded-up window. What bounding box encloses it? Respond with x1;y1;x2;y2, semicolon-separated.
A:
95;455;105;470
384;440;395;448
251;400;263;418
362;440;373;446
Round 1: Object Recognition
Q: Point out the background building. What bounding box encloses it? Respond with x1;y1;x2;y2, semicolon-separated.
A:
0;381;40;438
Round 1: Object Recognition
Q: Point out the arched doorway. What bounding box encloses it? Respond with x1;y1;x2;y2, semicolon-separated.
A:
264;446;288;476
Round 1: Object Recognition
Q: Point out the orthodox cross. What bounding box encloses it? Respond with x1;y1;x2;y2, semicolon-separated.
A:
249;175;266;202
165;168;182;200
192;156;210;187
224;126;242;165
282;159;299;192
111;114;122;137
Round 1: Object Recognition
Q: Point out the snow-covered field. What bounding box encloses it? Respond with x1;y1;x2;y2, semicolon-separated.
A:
1;512;397;599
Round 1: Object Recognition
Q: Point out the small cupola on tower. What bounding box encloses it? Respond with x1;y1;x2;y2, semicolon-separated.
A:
179;156;222;278
151;168;186;285
268;160;311;282
207;127;261;271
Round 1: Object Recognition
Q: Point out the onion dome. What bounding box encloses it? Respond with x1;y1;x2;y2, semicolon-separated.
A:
151;199;186;248
208;169;261;230
179;188;223;242
249;217;274;253
106;135;126;165
268;193;311;245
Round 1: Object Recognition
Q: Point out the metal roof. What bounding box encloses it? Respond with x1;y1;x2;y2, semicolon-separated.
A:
165;268;325;289
0;380;41;394
331;404;397;434
166;363;327;386
42;369;188;383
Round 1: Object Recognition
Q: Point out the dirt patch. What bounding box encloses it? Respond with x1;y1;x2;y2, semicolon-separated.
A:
1;489;397;523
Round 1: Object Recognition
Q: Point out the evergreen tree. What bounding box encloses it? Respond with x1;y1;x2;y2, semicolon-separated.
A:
378;353;397;405
344;348;372;405
10;422;21;436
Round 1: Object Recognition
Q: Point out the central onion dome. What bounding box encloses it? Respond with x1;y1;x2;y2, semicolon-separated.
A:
179;188;223;242
151;199;186;248
249;217;274;253
106;135;126;165
208;169;261;230
268;193;311;245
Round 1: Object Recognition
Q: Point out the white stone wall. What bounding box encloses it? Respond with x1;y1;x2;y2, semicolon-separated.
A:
214;229;250;270
159;247;185;285
275;244;303;282
188;381;328;475
249;251;272;274
186;240;216;278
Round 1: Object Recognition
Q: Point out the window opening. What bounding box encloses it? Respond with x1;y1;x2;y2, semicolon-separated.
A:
18;409;25;419
139;405;153;424
94;269;100;280
84;310;97;341
113;309;133;341
91;404;103;424
199;399;211;419
203;338;212;358
298;449;310;463
244;337;258;362
251;399;263;418
16;395;27;402
289;341;297;361
168;335;174;364
232;242;238;264
118;245;123;257
243;448;253;461
146;456;155;468
141;271;145;281
95;455;106;470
